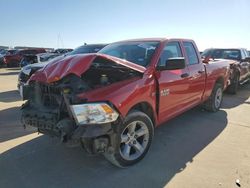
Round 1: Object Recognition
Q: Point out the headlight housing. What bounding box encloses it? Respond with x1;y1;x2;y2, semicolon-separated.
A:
70;103;119;125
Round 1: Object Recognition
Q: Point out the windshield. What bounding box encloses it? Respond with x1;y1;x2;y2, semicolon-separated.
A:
98;42;159;67
40;54;59;62
68;45;104;55
202;49;241;61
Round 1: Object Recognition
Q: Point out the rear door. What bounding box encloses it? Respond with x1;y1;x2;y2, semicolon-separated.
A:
155;41;191;123
183;41;206;104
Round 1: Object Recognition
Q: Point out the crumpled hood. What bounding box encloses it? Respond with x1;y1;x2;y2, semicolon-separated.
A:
30;53;146;83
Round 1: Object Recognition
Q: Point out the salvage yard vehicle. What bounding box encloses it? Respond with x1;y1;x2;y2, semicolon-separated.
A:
21;38;230;167
20;53;61;67
0;49;17;67
53;48;73;54
4;48;46;67
17;44;107;91
202;48;250;94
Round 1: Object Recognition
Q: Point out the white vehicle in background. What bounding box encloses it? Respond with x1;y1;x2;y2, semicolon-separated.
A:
20;53;61;67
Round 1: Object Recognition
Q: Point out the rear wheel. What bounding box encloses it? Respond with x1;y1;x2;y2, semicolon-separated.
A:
104;111;154;168
203;83;223;112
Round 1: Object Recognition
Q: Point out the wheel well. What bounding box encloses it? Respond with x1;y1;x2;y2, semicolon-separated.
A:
128;102;155;126
215;77;224;88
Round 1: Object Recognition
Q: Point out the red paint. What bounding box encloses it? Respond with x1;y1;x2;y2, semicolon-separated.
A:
30;38;230;127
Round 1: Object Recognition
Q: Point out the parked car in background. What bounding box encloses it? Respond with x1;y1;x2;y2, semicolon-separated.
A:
21;38;230;167
0;49;8;67
0;49;6;54
3;48;46;67
0;49;17;67
20;53;61;67
18;44;107;90
53;48;73;54
202;48;250;94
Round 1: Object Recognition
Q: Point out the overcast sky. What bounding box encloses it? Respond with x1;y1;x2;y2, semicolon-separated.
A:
1;0;249;50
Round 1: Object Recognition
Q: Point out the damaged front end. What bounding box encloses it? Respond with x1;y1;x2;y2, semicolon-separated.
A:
21;54;143;153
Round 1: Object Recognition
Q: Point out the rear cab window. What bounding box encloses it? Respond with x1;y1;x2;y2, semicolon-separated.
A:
183;42;199;65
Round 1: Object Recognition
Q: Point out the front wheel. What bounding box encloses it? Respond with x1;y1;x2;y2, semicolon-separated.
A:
203;83;223;112
104;111;154;168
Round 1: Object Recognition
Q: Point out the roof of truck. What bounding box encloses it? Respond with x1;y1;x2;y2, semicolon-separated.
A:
116;38;194;43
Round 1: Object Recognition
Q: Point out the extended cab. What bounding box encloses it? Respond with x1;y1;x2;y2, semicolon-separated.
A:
21;38;230;167
202;48;250;94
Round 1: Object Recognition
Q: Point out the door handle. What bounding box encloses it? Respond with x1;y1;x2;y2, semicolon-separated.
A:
180;73;189;78
198;70;205;74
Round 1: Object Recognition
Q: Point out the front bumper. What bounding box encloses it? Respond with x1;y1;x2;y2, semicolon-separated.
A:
21;103;119;153
21;81;121;153
21;104;114;139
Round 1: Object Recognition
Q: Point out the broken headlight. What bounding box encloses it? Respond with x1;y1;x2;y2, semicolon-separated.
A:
70;103;119;125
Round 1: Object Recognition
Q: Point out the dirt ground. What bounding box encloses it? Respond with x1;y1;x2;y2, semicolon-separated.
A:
0;68;249;188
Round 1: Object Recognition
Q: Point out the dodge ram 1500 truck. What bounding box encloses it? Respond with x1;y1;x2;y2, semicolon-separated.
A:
21;38;230;167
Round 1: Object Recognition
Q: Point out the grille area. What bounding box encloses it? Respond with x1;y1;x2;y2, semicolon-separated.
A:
38;83;62;107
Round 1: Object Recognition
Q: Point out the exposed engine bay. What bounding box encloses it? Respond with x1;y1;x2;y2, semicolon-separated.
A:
61;56;142;93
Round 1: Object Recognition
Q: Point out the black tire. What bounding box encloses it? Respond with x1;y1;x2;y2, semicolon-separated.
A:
227;73;239;94
104;111;154;168
203;83;223;112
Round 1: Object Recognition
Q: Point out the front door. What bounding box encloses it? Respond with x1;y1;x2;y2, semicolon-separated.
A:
155;41;191;124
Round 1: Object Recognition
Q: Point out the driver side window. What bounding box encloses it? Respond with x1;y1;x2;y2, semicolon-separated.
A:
158;42;182;67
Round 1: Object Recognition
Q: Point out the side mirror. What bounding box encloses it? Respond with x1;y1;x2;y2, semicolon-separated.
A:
202;56;211;64
164;57;186;70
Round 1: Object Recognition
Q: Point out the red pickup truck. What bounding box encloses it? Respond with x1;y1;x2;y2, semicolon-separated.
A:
21;38;230;167
4;48;46;67
202;48;250;94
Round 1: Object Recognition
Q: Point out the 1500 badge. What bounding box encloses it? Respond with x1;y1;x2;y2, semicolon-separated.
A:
160;89;170;96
